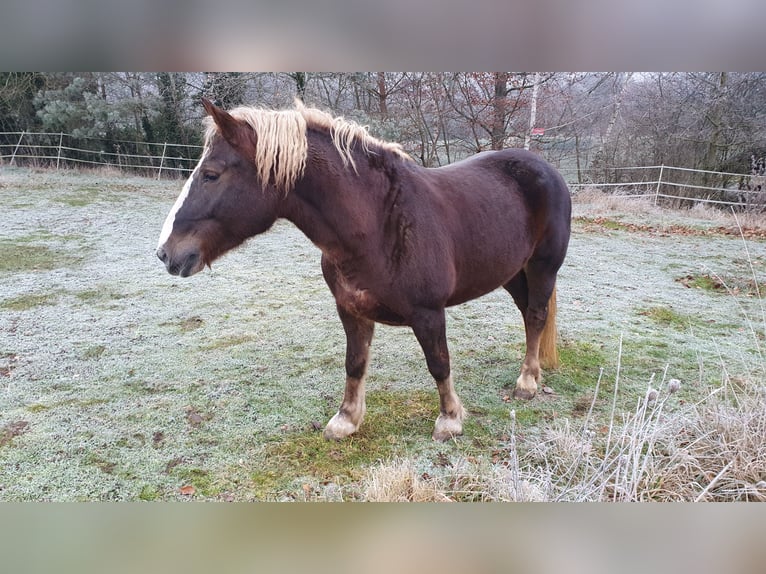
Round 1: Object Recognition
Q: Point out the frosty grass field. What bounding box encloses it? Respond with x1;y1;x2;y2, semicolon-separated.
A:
0;166;764;501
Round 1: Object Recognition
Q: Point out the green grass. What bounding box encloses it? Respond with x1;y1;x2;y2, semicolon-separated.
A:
24;398;111;412
173;468;217;497
1;292;60;311
243;382;566;500
75;288;128;304
546;341;608;396
2;287;128;311
249;389;438;498
25;404;51;413
638;305;696;329
138;484;161;501
0;232;85;273
0;242;66;273
677;273;726;293
199;334;256;351
54;186;124;207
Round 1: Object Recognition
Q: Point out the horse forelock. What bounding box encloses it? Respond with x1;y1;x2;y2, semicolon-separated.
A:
203;108;307;193
203;101;411;193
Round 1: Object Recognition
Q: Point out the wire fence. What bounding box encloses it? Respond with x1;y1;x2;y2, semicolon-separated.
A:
561;164;766;210
2;131;765;211
0;131;202;179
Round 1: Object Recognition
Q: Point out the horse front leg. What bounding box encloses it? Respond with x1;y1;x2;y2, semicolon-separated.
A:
411;308;466;442
324;306;375;440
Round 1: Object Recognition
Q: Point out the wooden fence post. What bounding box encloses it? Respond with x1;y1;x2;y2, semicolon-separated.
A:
10;131;25;166
654;164;664;206
56;132;64;170
157;142;167;180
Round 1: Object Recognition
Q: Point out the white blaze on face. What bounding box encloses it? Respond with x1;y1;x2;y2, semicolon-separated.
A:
157;149;208;251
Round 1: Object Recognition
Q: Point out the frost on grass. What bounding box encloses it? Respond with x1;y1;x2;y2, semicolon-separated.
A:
1;168;765;500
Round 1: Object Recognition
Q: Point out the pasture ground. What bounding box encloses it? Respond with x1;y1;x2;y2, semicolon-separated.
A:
0;167;764;500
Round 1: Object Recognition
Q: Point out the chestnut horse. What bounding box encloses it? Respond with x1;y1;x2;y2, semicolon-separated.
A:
157;99;571;441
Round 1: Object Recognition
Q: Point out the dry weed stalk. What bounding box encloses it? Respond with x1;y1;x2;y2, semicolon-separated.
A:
362;358;766;502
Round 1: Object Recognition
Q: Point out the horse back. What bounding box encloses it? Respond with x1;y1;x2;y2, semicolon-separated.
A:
437;148;570;227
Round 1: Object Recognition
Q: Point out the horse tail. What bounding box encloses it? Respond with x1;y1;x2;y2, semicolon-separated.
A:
539;285;559;369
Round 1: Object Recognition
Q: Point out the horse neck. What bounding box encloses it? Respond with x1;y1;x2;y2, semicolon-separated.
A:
280;132;381;257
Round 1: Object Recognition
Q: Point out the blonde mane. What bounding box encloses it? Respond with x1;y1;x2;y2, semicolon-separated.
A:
203;100;410;192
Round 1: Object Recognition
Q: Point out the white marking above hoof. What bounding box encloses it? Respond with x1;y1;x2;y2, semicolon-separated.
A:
323;411;360;440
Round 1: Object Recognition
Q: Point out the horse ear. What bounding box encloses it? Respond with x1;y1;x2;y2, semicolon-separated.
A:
202;97;218;117
201;98;248;149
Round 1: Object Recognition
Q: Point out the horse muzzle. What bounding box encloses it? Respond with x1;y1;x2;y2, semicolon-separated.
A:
156;246;202;277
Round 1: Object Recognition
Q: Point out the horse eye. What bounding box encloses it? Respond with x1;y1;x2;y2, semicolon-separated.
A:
202;171;219;183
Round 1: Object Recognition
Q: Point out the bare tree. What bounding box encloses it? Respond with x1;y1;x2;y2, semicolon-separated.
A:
202;73;248;108
440;73;541;155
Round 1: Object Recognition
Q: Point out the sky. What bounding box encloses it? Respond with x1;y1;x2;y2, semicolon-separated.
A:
1;0;764;70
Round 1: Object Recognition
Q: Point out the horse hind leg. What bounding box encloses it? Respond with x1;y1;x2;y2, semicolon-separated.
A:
504;265;558;400
324;307;375;440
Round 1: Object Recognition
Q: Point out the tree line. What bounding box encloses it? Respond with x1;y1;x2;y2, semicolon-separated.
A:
2;72;765;181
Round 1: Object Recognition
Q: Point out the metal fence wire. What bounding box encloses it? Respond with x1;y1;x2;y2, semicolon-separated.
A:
0;131;202;179
2;131;765;210
563;164;766;210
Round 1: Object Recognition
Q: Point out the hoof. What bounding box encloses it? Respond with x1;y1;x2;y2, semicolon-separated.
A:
323;411;360;440
514;371;538;400
512;387;536;400
432;408;465;442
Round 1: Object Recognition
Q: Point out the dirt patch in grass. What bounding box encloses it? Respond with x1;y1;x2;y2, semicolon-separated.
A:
0;353;19;378
0;420;30;447
676;273;764;296
81;345;106;359
161;316;205;332
84;452;118;475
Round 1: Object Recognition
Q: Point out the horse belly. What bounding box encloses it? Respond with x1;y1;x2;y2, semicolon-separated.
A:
447;269;517;306
436;186;533;306
447;244;528;306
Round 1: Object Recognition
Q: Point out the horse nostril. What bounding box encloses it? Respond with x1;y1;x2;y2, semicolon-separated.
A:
156;247;168;263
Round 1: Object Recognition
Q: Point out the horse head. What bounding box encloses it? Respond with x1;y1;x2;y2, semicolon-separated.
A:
156;98;282;276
